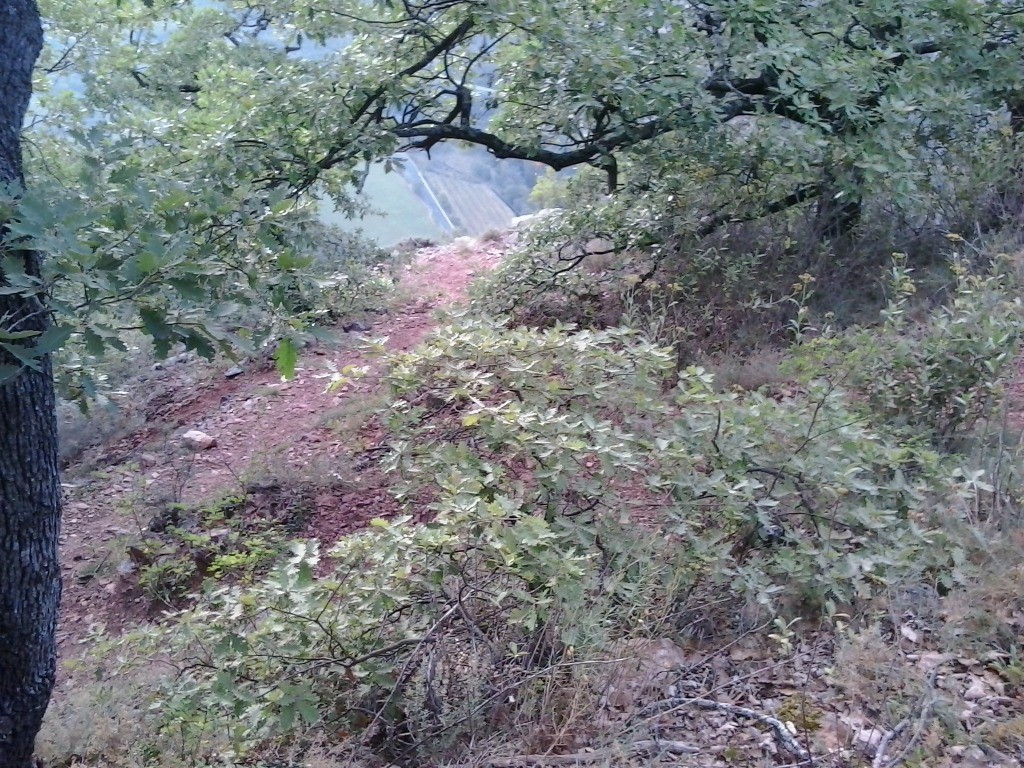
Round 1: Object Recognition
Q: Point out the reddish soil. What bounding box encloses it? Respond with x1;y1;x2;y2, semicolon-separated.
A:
55;235;510;658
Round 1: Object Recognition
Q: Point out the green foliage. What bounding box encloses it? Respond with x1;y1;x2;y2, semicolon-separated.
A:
790;253;1024;448
298;225;398;320
18;1;1024;762
137;556;198;608
139;314;987;759
21;0;1024;394
384;317;973;611
140;522;612;759
132;493;291;607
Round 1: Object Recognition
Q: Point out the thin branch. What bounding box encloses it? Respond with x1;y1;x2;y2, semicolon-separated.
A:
463;740;700;766
632;696;813;762
871;670;939;768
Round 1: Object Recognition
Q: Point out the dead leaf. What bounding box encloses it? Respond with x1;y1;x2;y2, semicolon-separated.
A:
900;624;920;643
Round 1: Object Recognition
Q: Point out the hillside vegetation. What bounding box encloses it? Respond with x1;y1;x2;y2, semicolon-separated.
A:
6;0;1024;766
40;225;1024;768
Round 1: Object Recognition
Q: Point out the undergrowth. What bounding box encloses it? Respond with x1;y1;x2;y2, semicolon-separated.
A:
40;244;1024;767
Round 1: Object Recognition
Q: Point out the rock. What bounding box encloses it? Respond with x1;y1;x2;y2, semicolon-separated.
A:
391;237;436;254
511;208;561;229
852;726;886;753
343;321;373;333
139;452;159;468
964;677;992;700
208;528;232;544
913;651;955;670
182;429;217;451
224;365;245;379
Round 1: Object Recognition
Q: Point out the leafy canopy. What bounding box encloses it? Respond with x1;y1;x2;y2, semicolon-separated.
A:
5;0;1022;386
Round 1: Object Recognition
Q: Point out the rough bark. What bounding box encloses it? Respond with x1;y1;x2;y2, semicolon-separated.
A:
0;3;61;768
815;166;864;242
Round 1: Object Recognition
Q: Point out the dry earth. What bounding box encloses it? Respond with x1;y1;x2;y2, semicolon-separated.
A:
56;234;508;655
48;233;1024;767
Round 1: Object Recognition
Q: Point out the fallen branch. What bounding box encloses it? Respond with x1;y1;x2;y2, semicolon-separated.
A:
466;740;700;766
871;670;939;768
633;696;812;762
870;720;912;768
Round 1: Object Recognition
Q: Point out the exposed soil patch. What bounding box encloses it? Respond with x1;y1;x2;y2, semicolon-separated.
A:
55;234;510;664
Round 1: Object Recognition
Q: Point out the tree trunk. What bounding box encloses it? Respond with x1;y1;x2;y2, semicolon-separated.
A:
814;165;863;241
0;4;61;768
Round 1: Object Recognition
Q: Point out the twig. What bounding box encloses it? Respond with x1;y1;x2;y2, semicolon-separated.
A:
461;739;700;766
870;720;911;768
633;696;812;762
359;600;462;746
871;670;939;768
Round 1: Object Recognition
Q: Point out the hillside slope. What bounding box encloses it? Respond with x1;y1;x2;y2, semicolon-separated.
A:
56;235;509;646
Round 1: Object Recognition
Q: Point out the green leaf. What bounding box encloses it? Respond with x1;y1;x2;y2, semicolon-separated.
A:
0;364;23;385
139;307;171;340
275;337;299;379
183;329;216;360
0;342;41;370
295;697;319;725
0;329;40;341
34;325;73;356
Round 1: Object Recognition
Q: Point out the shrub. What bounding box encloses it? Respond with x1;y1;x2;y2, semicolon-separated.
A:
129;491;303;608
139;315;981;761
384;316;973;610
791;252;1024;450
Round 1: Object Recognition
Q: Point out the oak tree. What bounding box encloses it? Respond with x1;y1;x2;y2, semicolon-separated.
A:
0;3;60;767
2;0;1023;762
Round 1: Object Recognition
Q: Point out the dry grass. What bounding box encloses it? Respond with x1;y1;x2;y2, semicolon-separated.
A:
317;390;389;437
58;400;143;468
940;543;1024;654
699;348;789;392
39;655;185;768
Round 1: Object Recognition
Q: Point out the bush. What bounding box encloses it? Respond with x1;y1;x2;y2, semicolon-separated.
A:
137;315;983;762
791;252;1024;450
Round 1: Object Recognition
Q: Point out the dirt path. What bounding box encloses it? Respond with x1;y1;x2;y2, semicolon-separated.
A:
56;235;509;654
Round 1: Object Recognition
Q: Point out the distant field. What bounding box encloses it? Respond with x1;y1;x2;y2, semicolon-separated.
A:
424;172;516;236
319;166;446;246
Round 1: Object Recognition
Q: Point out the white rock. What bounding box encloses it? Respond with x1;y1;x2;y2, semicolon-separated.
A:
964;677;990;700
853;727;886;753
511;208;562;229
181;430;217;450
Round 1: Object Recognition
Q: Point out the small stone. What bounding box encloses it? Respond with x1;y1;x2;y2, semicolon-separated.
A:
964;746;986;761
853;727;885;752
182;429;217;450
964;678;990;700
224;365;244;379
208;528;232;543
